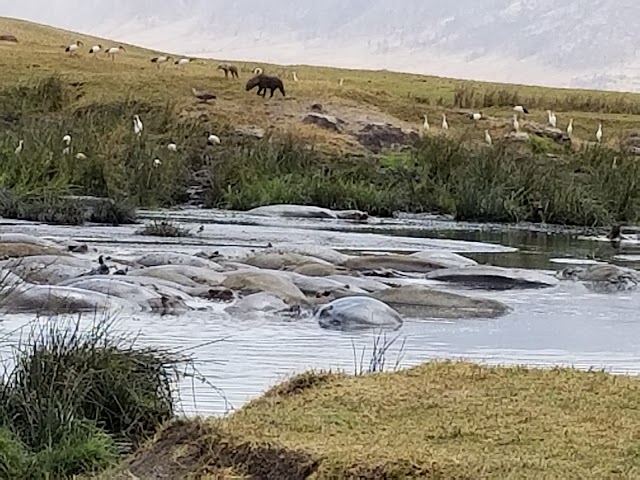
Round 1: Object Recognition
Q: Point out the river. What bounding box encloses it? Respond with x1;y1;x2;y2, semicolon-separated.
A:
1;209;639;416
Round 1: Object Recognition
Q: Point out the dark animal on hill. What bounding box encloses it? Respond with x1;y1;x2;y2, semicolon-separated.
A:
245;74;286;99
217;63;239;78
0;35;18;43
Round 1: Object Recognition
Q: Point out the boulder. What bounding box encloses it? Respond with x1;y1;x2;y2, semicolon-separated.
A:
356;123;420;153
303;112;344;133
523;122;571;145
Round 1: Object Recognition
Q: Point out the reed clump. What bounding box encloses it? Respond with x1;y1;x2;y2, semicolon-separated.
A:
0;317;187;478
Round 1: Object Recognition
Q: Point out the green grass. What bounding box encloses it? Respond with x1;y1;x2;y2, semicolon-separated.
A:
2;16;640;227
120;362;640;479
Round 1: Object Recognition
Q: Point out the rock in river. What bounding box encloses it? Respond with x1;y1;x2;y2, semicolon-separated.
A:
316;296;403;331
426;266;559;290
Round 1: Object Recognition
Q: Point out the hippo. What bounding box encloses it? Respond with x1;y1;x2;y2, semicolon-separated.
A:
426;266;559;290
245;204;368;222
225;293;290;316
0;285;139;315
344;255;451;274
241;252;333;271
135;253;224;270
222;270;307;305
315;296;403;331
1;255;91;284
410;251;478;269
558;265;639;292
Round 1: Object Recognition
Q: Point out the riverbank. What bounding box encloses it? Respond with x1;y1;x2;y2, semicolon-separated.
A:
111;362;640;479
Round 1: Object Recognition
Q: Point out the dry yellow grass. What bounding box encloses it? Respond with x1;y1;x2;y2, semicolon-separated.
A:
113;362;640;479
2;16;640;152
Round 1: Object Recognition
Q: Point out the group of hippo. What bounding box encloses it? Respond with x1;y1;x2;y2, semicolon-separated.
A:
0;216;638;330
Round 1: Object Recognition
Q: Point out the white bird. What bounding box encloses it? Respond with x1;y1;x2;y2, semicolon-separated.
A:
62;134;72;144
512;114;520;132
153;158;162;167
89;45;102;55
547;110;557;128
206;133;221;145
292;71;299;82
484;130;493;145
441;113;449;130
133;115;143;136
175;58;192;66
151;56;171;68
167;142;177;152
567;118;574;137
14;140;23;155
63;147;70;155
105;46;125;60
339;78;344;87
596;123;603;143
75;152;87;160
253;67;264;75
65;40;83;54
471;112;482;121
422;114;430;131
513;105;529;115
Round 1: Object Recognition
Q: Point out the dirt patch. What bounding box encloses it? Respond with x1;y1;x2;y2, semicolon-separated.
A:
120;419;319;480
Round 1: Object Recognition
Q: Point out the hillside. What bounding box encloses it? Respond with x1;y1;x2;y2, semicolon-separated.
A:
4;1;640;92
2;17;640;228
2;16;640;153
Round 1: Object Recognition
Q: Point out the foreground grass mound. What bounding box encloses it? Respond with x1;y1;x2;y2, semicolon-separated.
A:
0;318;185;479
119;363;640;479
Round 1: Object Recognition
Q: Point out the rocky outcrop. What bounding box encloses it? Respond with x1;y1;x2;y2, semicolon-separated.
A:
523;122;571;145
303;112;344;132
356;123;420;152
234;126;266;139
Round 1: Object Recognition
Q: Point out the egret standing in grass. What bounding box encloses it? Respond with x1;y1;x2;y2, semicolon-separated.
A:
567;118;574;137
153;158;162;168
547;110;557;128
422;114;430;131
484;130;493;145
167;142;177;152
512;114;520;132
339;78;344;87
442;113;449;130
596;123;603;143
292;71;299;82
14;140;23;155
62;134;72;155
133;115;143;136
75;152;87;160
65;40;83;55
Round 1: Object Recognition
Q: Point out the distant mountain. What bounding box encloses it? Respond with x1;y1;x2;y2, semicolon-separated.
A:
3;0;640;91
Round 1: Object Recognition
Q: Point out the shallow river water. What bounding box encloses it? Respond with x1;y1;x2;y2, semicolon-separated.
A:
2;209;640;416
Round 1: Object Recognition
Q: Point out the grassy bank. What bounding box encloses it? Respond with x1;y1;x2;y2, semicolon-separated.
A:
2;17;640;226
117;362;640;479
0;318;185;478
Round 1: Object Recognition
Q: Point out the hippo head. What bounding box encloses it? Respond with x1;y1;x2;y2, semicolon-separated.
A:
245;76;261;91
316;304;343;330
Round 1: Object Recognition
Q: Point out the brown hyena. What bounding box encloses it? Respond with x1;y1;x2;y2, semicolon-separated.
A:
245;74;286;98
217;63;239;78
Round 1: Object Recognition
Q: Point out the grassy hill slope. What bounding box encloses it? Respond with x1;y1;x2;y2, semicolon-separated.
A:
2;16;640;149
2;17;640;227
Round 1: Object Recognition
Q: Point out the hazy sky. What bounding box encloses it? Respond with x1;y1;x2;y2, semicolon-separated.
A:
2;1;639;91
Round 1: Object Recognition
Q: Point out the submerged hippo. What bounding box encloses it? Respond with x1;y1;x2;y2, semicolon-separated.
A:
426;266;559;290
135;253;223;270
246;204;368;222
225;292;291;316
315;296;403;331
558;265;639;292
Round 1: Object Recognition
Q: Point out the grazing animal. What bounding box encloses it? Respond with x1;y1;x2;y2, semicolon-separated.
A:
105;46;125;60
484;130;493;145
65;40;83;54
217;63;239;78
89;45;102;54
513;105;529;115
191;87;216;103
245;74;286;98
175;58;192;66
151;56;171;68
567;118;574;137
0;34;18;43
596;123;603;143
